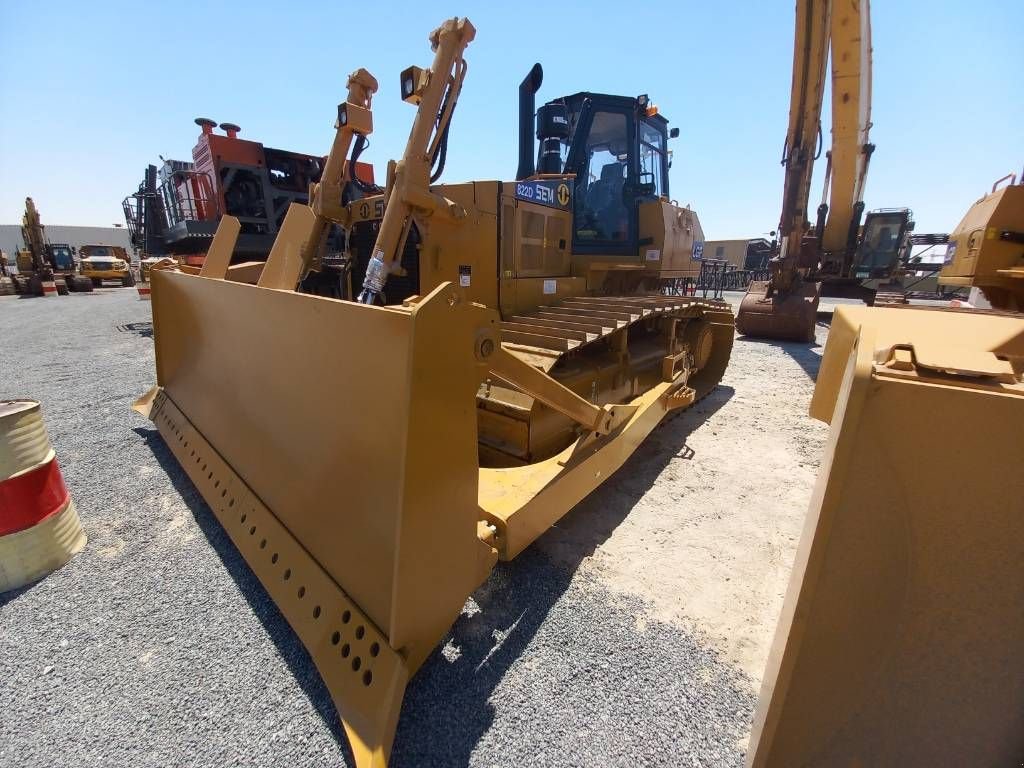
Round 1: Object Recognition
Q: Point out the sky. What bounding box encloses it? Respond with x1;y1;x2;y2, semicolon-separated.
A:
0;0;1021;241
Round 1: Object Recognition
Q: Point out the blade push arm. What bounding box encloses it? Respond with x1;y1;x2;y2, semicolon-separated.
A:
255;69;379;291
357;17;475;304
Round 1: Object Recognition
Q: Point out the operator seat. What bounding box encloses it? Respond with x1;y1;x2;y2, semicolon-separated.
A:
586;161;626;239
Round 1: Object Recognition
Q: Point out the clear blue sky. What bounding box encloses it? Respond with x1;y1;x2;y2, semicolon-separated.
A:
1;0;1021;240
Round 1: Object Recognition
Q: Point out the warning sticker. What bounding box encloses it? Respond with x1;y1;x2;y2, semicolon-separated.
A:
543;279;556;295
645;249;661;261
459;265;471;287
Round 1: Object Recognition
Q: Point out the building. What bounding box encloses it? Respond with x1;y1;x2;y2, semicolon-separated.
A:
0;225;134;267
704;238;773;270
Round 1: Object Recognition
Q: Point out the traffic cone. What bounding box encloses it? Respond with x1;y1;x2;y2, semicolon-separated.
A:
0;400;86;592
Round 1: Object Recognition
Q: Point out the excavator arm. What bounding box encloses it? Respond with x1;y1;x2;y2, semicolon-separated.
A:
776;0;830;276
820;0;873;258
737;0;874;341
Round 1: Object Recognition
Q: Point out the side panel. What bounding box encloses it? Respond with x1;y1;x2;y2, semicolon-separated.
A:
939;185;1024;287
638;200;704;279
418;181;500;309
749;318;1024;766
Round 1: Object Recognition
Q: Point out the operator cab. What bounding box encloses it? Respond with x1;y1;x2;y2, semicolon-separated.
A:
853;208;914;279
533;91;675;256
48;244;76;271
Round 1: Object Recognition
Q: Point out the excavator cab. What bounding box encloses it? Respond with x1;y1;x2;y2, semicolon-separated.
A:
851;208;913;279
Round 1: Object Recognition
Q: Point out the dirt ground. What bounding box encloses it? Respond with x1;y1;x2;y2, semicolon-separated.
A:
537;301;831;691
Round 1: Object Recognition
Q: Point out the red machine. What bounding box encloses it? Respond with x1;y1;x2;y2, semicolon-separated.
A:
124;119;374;267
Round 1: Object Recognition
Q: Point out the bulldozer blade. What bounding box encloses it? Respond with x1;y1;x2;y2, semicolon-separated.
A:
748;306;1024;766
736;279;820;343
138;269;500;766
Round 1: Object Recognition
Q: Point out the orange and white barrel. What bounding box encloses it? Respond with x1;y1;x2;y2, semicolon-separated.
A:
0;400;86;592
41;279;58;297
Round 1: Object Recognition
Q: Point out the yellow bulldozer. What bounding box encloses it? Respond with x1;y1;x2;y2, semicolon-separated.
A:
135;18;733;765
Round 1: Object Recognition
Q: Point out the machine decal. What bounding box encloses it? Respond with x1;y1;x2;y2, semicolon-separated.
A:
459;265;471;287
543;278;556;294
557;182;570;207
692;241;704;261
645;249;661;261
515;179;571;210
357;200;385;221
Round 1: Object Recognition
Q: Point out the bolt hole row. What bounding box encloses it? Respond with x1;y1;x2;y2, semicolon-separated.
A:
233;479;375;687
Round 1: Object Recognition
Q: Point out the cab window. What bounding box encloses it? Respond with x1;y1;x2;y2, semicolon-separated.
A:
574;110;630;244
639;122;665;199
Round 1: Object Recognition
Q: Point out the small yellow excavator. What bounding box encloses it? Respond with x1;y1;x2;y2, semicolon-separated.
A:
13;198;94;296
135;18;733;765
736;0;914;342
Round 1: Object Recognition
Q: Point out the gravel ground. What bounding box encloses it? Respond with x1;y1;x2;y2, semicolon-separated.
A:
0;288;829;767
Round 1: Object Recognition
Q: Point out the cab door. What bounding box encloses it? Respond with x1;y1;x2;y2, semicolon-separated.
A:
566;106;637;256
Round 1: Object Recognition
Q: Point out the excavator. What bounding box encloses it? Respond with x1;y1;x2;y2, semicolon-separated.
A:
134;17;733;766
12;198;93;296
735;0;915;342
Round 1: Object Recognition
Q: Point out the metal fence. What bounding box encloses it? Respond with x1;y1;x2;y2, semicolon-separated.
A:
664;261;771;299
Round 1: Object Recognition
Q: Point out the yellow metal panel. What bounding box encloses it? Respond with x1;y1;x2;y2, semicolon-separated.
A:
749;310;1024;766
809;305;1024;423
149;272;495;662
257;204;318;290
141;390;408;765
503;276;588;318
638;200;704;278
939;184;1024;309
198;215;241;279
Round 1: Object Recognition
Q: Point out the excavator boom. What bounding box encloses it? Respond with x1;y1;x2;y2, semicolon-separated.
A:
737;0;875;342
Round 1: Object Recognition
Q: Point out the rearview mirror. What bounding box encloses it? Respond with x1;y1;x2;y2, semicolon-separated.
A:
669;128;680;139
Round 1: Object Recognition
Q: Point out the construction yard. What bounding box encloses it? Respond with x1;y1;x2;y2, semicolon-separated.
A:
0;287;830;767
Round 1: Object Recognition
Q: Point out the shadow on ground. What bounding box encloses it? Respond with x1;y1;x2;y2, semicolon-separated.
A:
134;385;735;767
116;321;153;339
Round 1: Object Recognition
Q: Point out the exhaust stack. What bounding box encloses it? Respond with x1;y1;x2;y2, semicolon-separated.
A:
194;117;216;135
516;63;543;180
